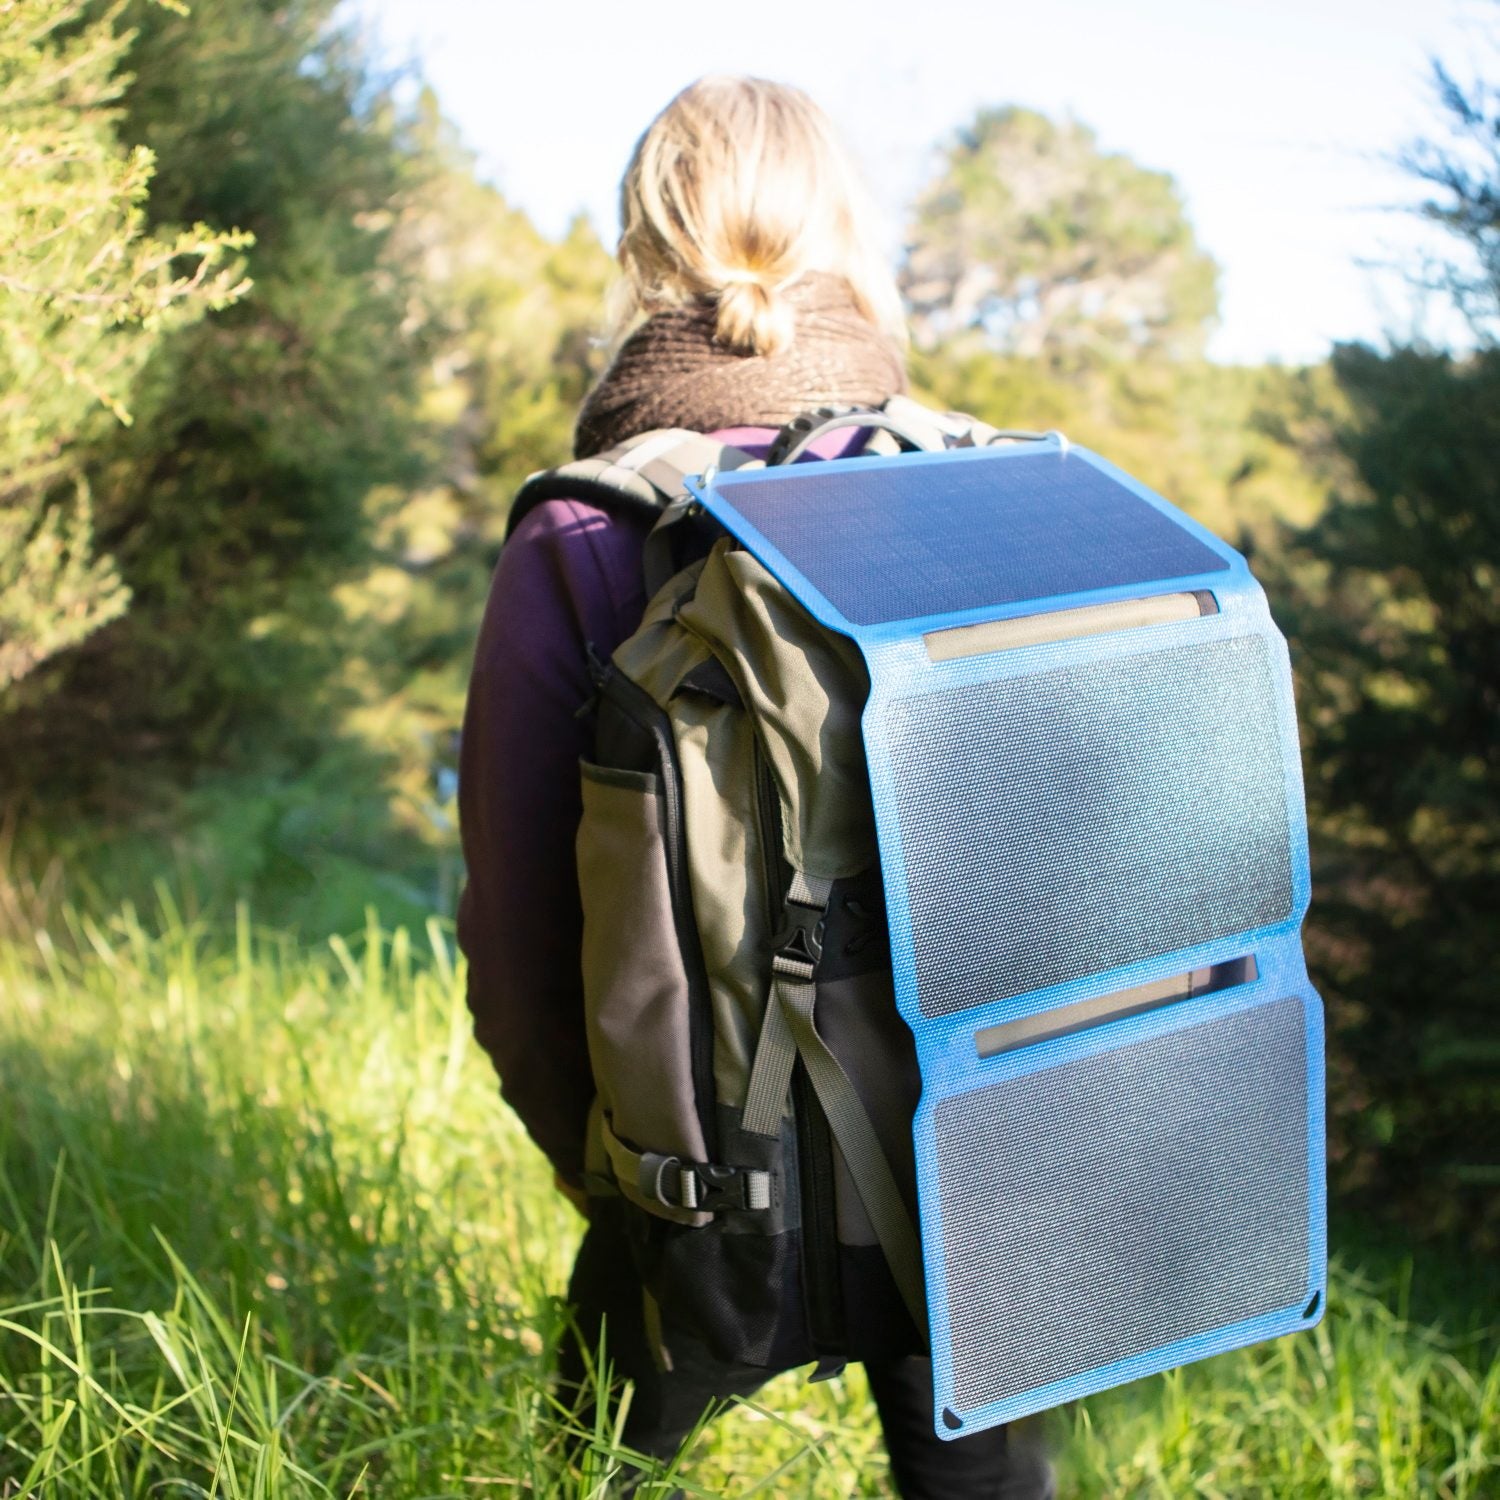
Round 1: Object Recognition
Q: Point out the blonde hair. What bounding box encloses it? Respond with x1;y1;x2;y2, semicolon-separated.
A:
613;76;906;357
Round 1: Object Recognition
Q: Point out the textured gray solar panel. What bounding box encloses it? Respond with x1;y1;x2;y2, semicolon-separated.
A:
934;995;1310;1411
882;635;1295;1019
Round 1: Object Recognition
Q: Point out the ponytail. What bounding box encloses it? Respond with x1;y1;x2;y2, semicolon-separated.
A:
713;271;796;356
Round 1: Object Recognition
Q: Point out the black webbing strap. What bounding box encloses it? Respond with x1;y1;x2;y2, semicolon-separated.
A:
506;429;756;544
505;472;665;539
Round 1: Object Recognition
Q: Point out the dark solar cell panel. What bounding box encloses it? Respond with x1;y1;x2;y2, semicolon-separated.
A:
718;452;1227;627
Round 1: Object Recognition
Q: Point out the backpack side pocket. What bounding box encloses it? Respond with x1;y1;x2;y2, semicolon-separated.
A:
577;759;711;1226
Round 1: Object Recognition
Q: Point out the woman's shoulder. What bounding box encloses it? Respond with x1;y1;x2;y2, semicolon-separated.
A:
501;427;773;587
508;493;643;549
505;490;649;585
491;495;650;661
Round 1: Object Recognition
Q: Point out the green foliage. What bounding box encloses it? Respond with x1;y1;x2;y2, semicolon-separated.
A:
1056;1262;1498;1497
1270;344;1500;1246
332;99;610;849
0;903;1494;1497
3;0;435;791
0;0;248;695
3;12;610;904
10;752;450;940
396;99;611;503
902;107;1220;361
1257;30;1500;1248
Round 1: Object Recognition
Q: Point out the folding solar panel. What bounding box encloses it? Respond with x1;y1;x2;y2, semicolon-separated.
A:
687;441;1326;1439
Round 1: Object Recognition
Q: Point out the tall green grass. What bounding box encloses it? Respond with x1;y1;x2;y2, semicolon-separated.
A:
0;898;1494;1497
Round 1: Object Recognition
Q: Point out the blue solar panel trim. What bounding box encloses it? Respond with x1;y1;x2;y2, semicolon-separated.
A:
686;443;1326;1438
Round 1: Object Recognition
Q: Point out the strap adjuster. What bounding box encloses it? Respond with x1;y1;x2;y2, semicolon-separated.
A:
637;1153;771;1214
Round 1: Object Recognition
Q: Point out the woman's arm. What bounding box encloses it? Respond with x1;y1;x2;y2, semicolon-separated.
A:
456;498;648;1185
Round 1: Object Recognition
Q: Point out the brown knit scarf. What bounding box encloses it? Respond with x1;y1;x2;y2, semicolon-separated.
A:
574;272;908;458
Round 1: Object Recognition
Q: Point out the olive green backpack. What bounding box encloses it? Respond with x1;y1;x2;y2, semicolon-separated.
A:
509;398;1037;1371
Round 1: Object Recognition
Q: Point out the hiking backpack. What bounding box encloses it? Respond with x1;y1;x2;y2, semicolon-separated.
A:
508;398;1326;1438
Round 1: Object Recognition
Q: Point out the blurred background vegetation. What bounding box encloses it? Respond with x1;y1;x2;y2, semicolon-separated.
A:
0;1;1496;1490
3;0;1495;1252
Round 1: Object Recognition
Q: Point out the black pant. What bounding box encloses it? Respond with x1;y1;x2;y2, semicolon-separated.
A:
559;1219;1055;1499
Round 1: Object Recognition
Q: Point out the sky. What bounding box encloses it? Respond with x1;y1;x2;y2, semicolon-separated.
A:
352;0;1492;364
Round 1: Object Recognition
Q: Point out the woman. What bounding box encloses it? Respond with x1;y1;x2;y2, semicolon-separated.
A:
458;76;1053;1498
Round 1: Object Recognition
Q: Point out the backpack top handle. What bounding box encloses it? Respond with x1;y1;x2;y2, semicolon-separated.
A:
769;400;1066;467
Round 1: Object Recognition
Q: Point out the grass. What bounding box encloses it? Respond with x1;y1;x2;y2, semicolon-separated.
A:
0;895;1494;1497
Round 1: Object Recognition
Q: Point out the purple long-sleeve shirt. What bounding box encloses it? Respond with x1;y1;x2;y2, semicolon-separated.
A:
456;426;864;1182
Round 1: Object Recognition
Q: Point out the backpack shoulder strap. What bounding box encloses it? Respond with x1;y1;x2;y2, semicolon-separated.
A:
879;394;993;448
506;428;755;541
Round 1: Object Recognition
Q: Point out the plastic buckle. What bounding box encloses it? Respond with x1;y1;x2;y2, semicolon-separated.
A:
640;1154;753;1214
772;900;825;968
680;1162;749;1214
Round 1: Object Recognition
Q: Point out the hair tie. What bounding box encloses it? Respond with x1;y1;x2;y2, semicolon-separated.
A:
717;267;766;289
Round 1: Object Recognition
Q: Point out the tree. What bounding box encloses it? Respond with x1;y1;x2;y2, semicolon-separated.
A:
391;95;611;514
1401;54;1500;338
1274;345;1499;1245
325;97;611;882
6;0;433;786
0;0;247;696
902;107;1219;361
2;11;615;926
1270;46;1500;1246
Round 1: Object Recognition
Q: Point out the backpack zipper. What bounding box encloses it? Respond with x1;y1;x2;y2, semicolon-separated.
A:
753;741;786;923
754;741;844;1351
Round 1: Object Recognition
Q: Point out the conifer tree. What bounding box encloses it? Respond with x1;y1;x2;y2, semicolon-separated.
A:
8;0;429;780
1276;56;1500;1245
0;0;246;695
